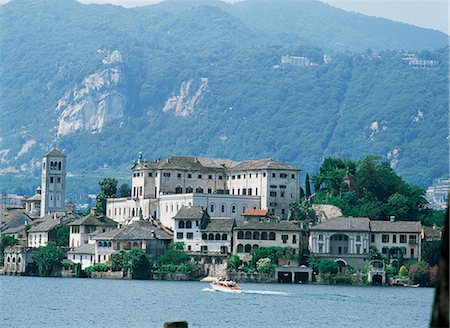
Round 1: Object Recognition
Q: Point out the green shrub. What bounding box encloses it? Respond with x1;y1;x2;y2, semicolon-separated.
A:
333;275;352;285
319;259;339;274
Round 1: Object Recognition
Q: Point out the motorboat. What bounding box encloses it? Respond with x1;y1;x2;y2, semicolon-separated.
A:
210;278;242;293
403;284;420;288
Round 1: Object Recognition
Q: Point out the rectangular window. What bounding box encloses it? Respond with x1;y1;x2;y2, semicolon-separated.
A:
237;175;241;179
272;173;276;178
400;235;407;243
270;185;277;188
292;235;297;244
281;234;288;244
176;173;181;178
232;175;235;180
187;174;192;178
382;234;389;243
281;209;286;214
139;186;143;196
263;172;266;177
270;191;277;197
187;232;193;239
248;188;252;196
281;192;285;197
291;174;295;179
280;173;287;178
163;172;171;177
116;242;120;250
371;234;375;243
318;244;323;253
393;235;397;243
219;176;223;180
201;246;208;253
187;245;192;251
249;174;252;178
208;175;212;179
198;174;202;179
148;172;152;177
57;177;61;183
242;189;247;195
255;188;258;196
177;232;184;239
196;220;199;226
50;177;54;183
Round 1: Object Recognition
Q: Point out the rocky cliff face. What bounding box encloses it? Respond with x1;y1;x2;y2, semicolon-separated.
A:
56;50;127;136
163;78;208;116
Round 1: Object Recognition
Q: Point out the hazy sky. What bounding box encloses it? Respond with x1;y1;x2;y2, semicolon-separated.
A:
1;0;448;34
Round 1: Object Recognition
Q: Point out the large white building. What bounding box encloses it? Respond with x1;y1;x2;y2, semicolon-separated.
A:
107;155;300;228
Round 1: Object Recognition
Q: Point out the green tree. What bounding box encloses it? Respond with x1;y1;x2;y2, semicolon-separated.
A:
96;178;118;215
118;183;131;197
127;248;153;279
399;265;408;277
408;261;430;286
156;242;189;266
369;246;383;261
228;255;240;271
299;187;305;200
0;235;19;263
319;259;339;274
421;241;441;266
56;226;70;246
251;246;295;266
289;200;317;222
305;173;311;198
32;242;64;277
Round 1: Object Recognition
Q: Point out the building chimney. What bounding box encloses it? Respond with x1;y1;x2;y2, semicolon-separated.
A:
390;215;395;222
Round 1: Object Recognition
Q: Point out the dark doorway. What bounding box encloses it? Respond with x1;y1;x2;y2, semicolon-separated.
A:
294;272;308;284
278;272;292;283
372;274;383;286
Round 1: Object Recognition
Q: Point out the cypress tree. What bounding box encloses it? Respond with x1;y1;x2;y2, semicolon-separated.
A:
305;173;311;198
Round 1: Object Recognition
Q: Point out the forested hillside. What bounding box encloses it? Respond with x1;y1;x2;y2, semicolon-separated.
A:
0;0;448;198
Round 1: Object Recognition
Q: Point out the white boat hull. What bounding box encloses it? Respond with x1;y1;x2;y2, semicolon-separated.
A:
210;283;242;293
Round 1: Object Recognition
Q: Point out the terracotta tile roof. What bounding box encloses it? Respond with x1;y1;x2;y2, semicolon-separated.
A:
243;209;268;216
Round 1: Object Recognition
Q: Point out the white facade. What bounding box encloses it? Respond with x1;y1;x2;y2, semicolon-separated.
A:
106;156;300;225
68;251;95;269
28;231;50;247
40;149;66;217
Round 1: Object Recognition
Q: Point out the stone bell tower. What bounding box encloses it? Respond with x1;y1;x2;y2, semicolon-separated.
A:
40;149;66;217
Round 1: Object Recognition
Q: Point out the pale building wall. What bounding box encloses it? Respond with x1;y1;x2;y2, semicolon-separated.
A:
159;194;260;229
371;232;421;260
28;232;49;247
41;154;66;217
232;230;300;261
309;231;370;255
69;253;95;269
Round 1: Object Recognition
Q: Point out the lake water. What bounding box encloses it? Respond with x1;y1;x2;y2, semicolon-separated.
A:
0;276;435;328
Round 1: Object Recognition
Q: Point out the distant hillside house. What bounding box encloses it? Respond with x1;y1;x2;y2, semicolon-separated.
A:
106;155;300;228
280;55;318;67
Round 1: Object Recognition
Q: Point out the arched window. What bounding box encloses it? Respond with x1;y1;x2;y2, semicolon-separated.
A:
221;204;226;213
261;232;268;240
207;188;212;194
133;242;139;247
242;205;247;213
253;231;260;240
319;234;324;241
253;244;259;250
127;242;132;249
210;204;215;213
237;244;244;253
108;242;112;247
195;187;203;194
245;231;252;239
232;205;236;214
215;233;221;240
176;203;179;211
175;185;183;194
98;241;103;247
58;162;61;170
269;232;276;240
178;220;185;229
208;233;214;240
186;220;192;229
244;244;252;253
237;231;244;239
202;233;207;240
12;257;15;263
222;234;227;240
17;257;21;263
6;256;10;263
186;186;193;193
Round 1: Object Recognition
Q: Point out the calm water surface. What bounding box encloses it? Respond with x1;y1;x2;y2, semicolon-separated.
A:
0;276;434;328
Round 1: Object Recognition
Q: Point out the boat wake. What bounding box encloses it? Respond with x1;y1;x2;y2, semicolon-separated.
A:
202;288;289;296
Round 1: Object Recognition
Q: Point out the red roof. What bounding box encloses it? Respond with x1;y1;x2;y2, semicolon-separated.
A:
243;209;268;216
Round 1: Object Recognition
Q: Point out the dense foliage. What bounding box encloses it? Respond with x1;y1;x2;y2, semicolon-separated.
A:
312;156;445;225
319;259;339;274
0;0;448;202
32;242;64;277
